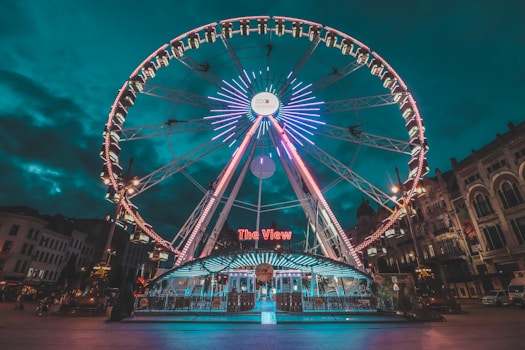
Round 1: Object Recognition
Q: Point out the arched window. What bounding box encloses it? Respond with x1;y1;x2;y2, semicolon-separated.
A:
498;181;524;209
472;193;494;217
482;225;506;250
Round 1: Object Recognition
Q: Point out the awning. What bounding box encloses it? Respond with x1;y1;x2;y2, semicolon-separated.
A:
155;250;371;281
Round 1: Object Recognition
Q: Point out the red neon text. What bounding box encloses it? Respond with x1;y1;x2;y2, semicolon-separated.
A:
238;228;292;241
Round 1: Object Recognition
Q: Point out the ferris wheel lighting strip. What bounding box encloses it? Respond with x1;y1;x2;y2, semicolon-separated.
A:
285;129;305;147
211;116;242;125
292;82;311;94
291;84;312;100
280;140;293;159
290;91;313;102
217;90;249;103
285;100;324;108
212;125;236;141
287;97;317;106
227;102;249;109
243;69;252;84
232;78;248;94
176;116;263;266
270;116;363;268
212;120;238;130
280;115;317;132
282;107;321;114
222;81;248;101
256;124;263;139
208;95;240;105
223;133;236;143
292;81;303;90
206;110;244;118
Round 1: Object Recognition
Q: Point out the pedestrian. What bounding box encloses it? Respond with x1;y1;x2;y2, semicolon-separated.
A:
14;293;24;310
106;292;116;321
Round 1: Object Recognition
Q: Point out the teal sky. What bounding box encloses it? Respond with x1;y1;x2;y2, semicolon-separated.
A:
1;0;524;238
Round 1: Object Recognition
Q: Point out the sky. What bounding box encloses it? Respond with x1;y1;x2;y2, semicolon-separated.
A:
1;0;524;244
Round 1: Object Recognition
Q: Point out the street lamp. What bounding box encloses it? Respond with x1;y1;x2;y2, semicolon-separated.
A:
100;158;139;264
392;166;424;266
106;249;117;265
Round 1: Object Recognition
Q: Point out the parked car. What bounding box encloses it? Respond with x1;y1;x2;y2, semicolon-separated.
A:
508;270;525;308
421;295;461;313
482;290;510;306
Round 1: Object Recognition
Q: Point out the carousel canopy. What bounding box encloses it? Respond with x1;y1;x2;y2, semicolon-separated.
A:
155;250;371;281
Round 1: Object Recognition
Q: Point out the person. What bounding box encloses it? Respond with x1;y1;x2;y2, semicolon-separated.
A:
109;275;135;321
105;292;116;321
14;293;24;310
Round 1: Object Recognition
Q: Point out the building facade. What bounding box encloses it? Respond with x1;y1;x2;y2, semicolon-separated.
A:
0;206;157;297
355;121;525;299
451;121;525;293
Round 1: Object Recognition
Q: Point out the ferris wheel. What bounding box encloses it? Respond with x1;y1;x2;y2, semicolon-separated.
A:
100;16;429;271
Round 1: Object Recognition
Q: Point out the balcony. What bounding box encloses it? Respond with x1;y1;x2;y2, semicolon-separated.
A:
433;227;454;237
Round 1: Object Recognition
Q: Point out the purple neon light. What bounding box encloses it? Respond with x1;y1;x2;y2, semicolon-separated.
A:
206;69;325;146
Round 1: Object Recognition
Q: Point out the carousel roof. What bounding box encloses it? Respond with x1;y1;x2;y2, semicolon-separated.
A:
155;250;371;281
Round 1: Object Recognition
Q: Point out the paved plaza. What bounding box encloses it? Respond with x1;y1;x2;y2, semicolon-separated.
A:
1;300;524;350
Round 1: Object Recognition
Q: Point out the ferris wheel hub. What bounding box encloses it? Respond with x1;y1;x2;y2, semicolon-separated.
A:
250;91;280;117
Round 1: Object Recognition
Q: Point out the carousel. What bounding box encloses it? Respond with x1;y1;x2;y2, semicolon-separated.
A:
135;250;376;314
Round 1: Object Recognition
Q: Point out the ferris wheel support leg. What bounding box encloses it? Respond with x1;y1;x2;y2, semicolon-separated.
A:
200;141;259;258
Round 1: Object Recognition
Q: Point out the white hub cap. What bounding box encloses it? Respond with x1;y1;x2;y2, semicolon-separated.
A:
251;92;280;117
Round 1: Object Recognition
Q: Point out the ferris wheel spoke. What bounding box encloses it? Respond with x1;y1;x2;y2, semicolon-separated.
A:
220;36;255;95
130;138;227;197
322;93;397;114
120;118;214;141
140;83;221;109
302;142;396;212
174;54;222;88
312;60;364;93
315;123;413;154
278;35;322;100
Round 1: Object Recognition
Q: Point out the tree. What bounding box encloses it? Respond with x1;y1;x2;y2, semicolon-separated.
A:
57;253;78;288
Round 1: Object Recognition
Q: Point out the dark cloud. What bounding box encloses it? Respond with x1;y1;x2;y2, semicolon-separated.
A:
1;1;524;248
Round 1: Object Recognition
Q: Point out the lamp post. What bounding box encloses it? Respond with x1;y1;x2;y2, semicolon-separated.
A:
392;166;423;266
101;158;139;264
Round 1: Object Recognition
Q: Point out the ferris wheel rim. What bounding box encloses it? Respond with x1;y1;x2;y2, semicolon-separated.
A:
100;15;428;261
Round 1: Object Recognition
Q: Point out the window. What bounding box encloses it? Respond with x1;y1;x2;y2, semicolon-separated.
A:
482;225;506;250
21;243;28;255
510;216;525;245
428;245;435;257
9;224;20;236
27;228;34;239
498;181;524;209
14;260;21;273
472;193;494;217
2;240;13;252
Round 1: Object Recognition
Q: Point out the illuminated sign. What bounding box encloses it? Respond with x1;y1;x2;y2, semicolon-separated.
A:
251;92;280;116
238;228;292;241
